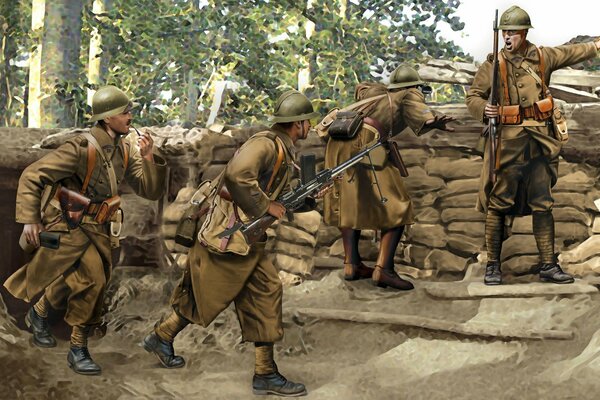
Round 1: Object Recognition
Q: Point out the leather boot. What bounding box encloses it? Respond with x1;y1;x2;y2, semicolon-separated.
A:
142;332;186;368
67;346;102;375
341;228;373;280
484;261;502;285
25;307;57;348
371;227;413;290
539;263;574;284
253;363;307;397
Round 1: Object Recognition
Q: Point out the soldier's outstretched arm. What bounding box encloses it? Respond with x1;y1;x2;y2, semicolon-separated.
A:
123;129;168;201
542;41;599;72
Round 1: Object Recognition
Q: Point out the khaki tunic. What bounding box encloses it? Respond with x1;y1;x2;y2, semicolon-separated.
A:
323;83;435;230
171;128;294;342
466;41;598;215
4;125;167;326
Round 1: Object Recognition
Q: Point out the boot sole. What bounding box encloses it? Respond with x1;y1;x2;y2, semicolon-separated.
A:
484;281;502;286
67;361;101;375
540;277;575;284
25;313;57;348
252;388;308;397
142;339;185;369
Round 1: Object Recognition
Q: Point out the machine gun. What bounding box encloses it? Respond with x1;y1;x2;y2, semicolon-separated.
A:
217;139;386;245
488;9;500;184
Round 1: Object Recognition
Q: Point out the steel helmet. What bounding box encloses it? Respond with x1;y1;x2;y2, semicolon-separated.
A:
89;85;139;122
387;65;425;89
498;6;533;30
268;90;320;123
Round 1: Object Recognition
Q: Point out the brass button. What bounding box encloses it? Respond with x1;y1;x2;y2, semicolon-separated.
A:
518;83;523;88
521;97;526;101
515;73;520;77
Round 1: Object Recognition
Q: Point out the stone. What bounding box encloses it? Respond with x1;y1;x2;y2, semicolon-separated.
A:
402;244;431;268
400;148;431;167
553;192;588;211
415;207;441;224
425;280;597;299
316;225;341;246
276;223;317;247
502;255;540;275
288;210;321;234
447;234;484;257
511;216;532;234
273;253;313;275
403;166;446;193
425;157;482;180
441;208;485;223
554;171;595;193
554;222;591;247
424;249;469;272
447;222;485;237
560;235;600;264
273;241;315;258
553;207;592;226
438;193;478;209
501;235;539;261
437;178;480;198
593;217;600;234
404;224;447;248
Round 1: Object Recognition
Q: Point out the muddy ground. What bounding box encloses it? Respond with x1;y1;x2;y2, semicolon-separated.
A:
2;266;600;400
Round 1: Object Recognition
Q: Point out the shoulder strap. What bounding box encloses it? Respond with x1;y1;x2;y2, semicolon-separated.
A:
121;140;130;171
537;47;547;93
83;132;119;196
81;140;96;195
499;52;510;105
265;136;286;193
341;93;387;112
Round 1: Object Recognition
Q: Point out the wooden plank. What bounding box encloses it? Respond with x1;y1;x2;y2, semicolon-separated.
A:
294;307;574;340
424;280;598;299
549;85;600;103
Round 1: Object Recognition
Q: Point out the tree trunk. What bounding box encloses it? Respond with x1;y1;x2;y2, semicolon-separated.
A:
184;1;200;126
38;0;84;128
87;0;112;105
28;0;45;128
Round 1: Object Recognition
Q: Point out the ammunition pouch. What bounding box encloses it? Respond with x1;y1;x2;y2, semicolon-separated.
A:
499;105;522;125
328;111;365;140
533;96;553;120
551;103;569;143
94;195;121;224
174;181;216;248
58;187;91;229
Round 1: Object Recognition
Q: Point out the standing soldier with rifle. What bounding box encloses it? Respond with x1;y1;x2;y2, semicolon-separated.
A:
143;90;320;397
466;5;600;285
320;65;455;290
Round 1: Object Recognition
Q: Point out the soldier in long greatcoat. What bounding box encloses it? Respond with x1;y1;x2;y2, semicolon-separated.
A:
466;5;600;285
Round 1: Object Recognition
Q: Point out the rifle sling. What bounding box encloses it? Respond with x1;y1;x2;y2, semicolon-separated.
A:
83;132;119;197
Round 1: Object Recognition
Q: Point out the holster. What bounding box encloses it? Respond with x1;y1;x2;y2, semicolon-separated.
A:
95;195;121;224
534;96;553;121
58;187;91;229
386;141;409;177
499;105;521;125
328;111;365;140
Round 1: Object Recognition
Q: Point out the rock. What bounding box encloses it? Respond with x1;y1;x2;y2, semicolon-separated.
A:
554;171;595;193
560;235;600;264
555;222;592;247
425;157;482;180
400;148;431;167
275;223;317;246
447;234;484;257
329;237;378;261
316;225;340;246
438;193;478;209
403;166;446;193
273;253;313;275
501;235;539;261
402;243;431;267
447;222;485;237
562;257;600;277
554;192;588;211
395;265;437;279
404;224;447;248
593;217;600;234
424;249;469;272
273;241;315;258
415;207;440;223
441;208;485;223
502;255;540;275
553;207;592;226
289;210;321;234
278;270;303;286
512;216;532;234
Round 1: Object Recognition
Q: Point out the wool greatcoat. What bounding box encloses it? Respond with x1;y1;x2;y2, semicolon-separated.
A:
466;41;598;215
323;83;436;230
4;125;167;326
170;127;294;343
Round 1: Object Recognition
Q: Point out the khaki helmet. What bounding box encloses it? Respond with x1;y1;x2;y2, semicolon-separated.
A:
89;85;139;122
498;6;533;30
387;65;425;89
268;90;320;123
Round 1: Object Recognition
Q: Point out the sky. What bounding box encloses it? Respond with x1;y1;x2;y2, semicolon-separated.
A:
437;0;599;62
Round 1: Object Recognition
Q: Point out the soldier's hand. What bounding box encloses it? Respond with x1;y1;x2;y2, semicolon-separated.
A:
267;201;286;219
425;115;456;132
485;104;500;118
138;129;155;162
23;223;44;248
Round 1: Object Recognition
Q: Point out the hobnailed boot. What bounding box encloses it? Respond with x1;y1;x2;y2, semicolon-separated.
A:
67;346;102;375
341;228;373;280
484;261;502;285
253;371;307;397
371;227;414;290
142;332;186;368
25;307;57;348
539;263;574;284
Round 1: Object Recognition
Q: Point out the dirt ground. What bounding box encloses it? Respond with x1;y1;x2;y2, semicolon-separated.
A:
2;266;600;400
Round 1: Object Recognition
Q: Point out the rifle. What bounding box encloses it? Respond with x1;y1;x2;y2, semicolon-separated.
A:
488;9;500;184
217;139;386;245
